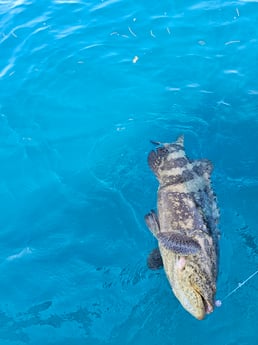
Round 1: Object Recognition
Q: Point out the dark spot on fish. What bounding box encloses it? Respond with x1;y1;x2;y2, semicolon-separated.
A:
161;157;188;170
161;169;194;185
148;147;169;174
157;147;169;157
182;169;194;182
193;164;204;176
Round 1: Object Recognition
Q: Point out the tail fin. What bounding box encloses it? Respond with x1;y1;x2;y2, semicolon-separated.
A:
176;134;184;147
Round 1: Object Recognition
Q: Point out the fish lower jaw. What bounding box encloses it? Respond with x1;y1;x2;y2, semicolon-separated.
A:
188;304;206;320
195;296;214;319
175;292;206;320
175;290;212;320
194;311;206;320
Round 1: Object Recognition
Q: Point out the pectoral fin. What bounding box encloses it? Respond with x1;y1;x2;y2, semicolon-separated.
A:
144;210;160;237
157;232;201;255
147;248;163;270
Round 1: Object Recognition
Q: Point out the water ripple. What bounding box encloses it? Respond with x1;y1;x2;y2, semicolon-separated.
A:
90;0;121;12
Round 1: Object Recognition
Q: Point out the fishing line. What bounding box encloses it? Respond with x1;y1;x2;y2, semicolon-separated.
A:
215;268;258;307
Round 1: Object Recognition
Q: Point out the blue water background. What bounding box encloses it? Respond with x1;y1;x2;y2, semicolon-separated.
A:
0;0;258;344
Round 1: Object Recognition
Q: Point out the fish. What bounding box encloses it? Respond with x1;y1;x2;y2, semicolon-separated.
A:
145;135;220;320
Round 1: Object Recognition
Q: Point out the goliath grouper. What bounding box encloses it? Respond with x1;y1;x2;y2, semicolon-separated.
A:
145;135;219;320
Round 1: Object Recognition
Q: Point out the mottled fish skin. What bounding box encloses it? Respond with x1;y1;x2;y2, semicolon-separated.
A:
145;135;220;320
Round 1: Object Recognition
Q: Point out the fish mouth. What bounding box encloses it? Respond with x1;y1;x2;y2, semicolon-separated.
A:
200;294;214;315
179;289;214;320
191;291;214;320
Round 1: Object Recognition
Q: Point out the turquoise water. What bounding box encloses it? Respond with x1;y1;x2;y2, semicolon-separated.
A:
0;0;258;343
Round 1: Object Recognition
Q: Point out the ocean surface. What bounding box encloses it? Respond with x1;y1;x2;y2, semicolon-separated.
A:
0;0;258;344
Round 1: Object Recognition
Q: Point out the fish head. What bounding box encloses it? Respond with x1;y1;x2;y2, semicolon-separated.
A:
170;255;216;320
157;231;218;320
